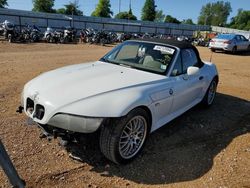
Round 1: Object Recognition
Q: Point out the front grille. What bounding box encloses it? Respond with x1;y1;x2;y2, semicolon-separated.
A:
26;98;34;114
34;104;45;120
26;98;45;120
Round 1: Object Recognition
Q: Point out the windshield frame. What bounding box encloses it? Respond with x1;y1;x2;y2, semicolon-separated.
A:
100;40;177;76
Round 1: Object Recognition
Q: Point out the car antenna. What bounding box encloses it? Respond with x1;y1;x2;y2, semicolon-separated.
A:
209;51;213;62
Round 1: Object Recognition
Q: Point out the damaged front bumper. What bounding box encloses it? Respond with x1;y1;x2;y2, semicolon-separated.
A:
47;113;103;133
17;104;103;134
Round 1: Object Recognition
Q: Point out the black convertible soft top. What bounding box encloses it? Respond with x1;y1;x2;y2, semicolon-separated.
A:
133;38;193;49
130;38;204;67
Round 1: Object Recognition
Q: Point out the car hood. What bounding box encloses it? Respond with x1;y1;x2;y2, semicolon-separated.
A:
24;61;165;110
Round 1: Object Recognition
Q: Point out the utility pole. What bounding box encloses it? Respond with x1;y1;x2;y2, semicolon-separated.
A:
128;0;132;21
119;0;121;13
72;9;74;27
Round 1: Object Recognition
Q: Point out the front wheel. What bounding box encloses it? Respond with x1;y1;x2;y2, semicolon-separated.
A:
8;34;13;43
232;46;237;54
99;108;150;164
201;78;218;107
46;35;51;43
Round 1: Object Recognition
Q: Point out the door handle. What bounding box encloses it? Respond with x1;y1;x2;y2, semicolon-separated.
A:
199;76;204;80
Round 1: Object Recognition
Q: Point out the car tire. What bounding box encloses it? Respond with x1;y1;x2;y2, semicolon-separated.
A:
211;48;216;52
99;108;150;164
46;35;51;43
8;34;13;43
232;46;237;54
201;78;218;107
60;37;65;44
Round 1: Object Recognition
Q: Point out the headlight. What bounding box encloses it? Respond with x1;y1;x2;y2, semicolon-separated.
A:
48;113;103;133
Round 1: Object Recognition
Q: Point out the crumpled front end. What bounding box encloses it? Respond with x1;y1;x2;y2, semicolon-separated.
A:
20;87;104;134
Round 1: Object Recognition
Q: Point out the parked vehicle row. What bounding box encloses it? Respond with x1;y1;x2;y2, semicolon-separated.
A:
1;20;250;54
0;20;19;42
80;28;119;45
0;20;41;43
0;20;77;44
44;26;76;43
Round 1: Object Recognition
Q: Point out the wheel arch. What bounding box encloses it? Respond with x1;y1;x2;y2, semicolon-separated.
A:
100;105;153;134
214;75;219;84
133;105;153;130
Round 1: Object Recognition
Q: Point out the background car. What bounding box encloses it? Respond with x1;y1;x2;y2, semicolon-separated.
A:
19;39;219;164
209;33;250;53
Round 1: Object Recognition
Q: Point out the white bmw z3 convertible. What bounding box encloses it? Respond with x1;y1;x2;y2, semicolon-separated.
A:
18;39;219;164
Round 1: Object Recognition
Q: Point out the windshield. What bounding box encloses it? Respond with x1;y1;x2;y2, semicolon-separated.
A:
101;41;176;75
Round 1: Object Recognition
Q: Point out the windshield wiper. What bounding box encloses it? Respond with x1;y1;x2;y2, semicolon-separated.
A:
100;58;135;69
119;63;132;68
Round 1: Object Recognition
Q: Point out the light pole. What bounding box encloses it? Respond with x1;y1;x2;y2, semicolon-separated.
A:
119;0;121;13
72;10;74;27
128;0;131;22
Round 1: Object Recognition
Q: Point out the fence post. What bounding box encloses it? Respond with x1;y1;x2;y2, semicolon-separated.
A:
18;15;21;32
0;139;25;188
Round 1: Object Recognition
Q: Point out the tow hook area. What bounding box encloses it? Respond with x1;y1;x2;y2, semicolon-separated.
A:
16;106;24;114
25;120;82;161
25;118;74;147
37;124;75;147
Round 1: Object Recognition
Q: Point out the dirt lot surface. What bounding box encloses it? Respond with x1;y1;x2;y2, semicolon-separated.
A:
0;42;249;188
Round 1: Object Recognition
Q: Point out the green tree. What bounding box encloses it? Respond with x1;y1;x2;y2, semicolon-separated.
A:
0;0;8;8
155;10;165;22
229;9;250;30
32;0;55;13
164;15;180;24
91;0;113;18
182;18;195;25
57;1;83;16
198;1;232;26
115;8;137;20
141;0;156;21
56;8;66;14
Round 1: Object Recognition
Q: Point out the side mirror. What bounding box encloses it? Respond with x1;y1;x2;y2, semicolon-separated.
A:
187;66;200;76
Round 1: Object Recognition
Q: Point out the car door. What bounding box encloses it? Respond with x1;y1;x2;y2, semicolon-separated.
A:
240;35;250;50
235;35;243;50
170;49;205;114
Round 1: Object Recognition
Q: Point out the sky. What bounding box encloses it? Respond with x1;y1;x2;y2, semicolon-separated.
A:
6;0;250;23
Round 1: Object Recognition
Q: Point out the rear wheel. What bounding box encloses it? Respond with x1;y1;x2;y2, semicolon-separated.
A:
211;48;215;52
8;34;12;43
100;38;106;46
46;35;51;43
232;46;237;54
60;37;65;44
99;108;150;164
